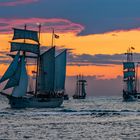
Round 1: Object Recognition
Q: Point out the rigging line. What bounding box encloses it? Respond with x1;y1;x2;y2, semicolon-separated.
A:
51;28;54;47
137;64;139;92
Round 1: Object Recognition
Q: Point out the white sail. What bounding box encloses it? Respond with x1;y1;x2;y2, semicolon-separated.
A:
123;62;135;70
124;71;135;79
12;56;28;97
12;28;39;42
0;51;20;83
27;76;34;92
54;50;67;91
11;42;39;54
3;60;21;90
38;47;55;92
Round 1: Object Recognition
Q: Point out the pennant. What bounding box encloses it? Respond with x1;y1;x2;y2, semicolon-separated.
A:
54;34;59;39
131;47;135;50
32;70;37;74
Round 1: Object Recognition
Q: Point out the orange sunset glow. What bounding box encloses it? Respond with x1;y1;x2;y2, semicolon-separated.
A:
0;29;140;78
1;29;140;54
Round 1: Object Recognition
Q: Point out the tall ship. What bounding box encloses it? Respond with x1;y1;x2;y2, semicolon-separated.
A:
123;47;140;101
0;25;67;108
73;75;87;99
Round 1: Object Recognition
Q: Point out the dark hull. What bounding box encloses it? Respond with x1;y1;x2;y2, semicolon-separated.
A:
63;94;69;100
0;92;63;108
123;90;140;102
73;95;86;99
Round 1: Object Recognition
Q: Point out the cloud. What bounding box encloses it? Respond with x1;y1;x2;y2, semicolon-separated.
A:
1;47;140;66
67;52;140;66
0;0;39;6
0;50;12;63
0;51;9;55
0;0;140;35
0;18;84;34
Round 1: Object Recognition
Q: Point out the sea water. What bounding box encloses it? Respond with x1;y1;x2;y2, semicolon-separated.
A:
0;95;140;140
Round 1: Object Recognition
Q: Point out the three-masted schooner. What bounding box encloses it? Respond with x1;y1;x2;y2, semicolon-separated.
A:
73;75;87;99
123;48;140;101
0;25;67;108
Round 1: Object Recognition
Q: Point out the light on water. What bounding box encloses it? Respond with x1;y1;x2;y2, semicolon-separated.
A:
0;96;140;140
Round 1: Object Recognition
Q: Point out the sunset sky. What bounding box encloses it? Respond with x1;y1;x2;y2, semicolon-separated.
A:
0;0;140;95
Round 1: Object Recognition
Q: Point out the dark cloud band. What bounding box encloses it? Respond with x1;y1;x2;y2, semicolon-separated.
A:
67;52;140;66
0;0;39;6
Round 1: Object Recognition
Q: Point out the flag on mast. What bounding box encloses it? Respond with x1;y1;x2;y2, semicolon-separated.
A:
131;47;135;50
51;28;59;47
54;33;59;39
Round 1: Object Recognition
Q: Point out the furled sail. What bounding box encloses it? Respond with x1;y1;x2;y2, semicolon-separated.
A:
54;50;67;91
0;51;20;83
38;47;55;92
124;71;135;79
12;28;39;43
123;62;135;70
12;56;28;97
3;60;21;90
11;42;39;54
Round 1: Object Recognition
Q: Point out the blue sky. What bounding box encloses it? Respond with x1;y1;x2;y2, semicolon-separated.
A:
0;0;140;35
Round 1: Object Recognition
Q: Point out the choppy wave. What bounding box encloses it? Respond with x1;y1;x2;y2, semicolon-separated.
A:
0;109;140;117
0;97;140;140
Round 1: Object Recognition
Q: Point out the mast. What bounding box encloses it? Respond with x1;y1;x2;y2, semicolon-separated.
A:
137;63;140;92
78;75;80;96
51;28;54;47
23;24;26;56
81;75;84;96
123;47;136;93
35;24;41;96
10;25;40;95
51;28;59;47
135;63;139;92
79;75;81;96
75;75;78;96
79;75;87;97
